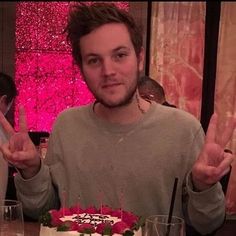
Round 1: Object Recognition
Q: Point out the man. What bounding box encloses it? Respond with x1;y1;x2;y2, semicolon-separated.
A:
138;75;177;107
0;3;235;235
0;72;17;200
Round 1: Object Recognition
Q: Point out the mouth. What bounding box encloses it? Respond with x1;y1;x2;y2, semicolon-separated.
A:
102;83;122;89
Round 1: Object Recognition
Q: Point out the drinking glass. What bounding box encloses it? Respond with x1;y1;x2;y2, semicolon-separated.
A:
39;137;49;159
0;200;24;236
144;215;185;236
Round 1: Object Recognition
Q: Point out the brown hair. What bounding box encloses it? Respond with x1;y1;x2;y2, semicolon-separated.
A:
0;72;17;104
65;3;143;68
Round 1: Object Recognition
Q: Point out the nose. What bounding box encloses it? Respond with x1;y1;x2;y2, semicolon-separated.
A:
101;58;116;77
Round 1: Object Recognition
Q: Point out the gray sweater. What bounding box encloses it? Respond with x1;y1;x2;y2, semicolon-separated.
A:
15;102;225;234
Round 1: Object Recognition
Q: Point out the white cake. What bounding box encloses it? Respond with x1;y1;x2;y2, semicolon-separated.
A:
39;205;143;236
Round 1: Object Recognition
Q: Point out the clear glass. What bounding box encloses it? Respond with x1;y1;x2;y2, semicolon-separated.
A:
0;200;24;236
39;137;49;159
144;215;185;236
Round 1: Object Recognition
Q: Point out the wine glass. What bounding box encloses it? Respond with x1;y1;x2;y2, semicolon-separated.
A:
144;215;185;236
0;200;24;236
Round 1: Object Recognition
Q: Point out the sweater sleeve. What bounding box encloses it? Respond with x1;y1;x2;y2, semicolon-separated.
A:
184;173;225;234
182;126;225;235
14;161;59;220
14;112;72;220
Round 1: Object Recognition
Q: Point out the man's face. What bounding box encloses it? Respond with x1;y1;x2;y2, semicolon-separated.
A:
79;23;144;108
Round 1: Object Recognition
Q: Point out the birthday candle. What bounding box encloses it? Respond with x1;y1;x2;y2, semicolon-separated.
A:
77;195;81;220
119;189;124;221
62;190;66;217
77;195;81;210
99;190;104;215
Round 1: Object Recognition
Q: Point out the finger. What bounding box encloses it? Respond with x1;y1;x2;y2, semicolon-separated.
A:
219;166;231;179
205;113;217;143
0;111;15;137
12;150;30;161
1;142;14;162
214;153;234;178
218;116;236;148
193;165;217;185
18;106;28;133
9;133;24;152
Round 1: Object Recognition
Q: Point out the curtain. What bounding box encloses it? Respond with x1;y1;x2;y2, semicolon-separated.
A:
149;2;205;120
215;2;236;215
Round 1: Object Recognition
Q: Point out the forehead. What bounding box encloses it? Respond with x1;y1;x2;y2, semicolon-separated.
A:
80;23;134;56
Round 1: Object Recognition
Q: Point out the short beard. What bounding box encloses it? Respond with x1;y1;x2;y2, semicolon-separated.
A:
92;71;139;109
96;85;137;109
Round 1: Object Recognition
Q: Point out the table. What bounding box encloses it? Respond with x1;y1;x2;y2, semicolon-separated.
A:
24;220;236;236
215;220;236;236
24;222;40;236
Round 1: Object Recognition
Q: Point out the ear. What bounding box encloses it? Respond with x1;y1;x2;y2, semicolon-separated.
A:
0;95;7;105
0;95;7;113
138;47;145;72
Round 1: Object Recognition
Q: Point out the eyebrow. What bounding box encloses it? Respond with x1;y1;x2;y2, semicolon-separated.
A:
113;46;130;52
85;46;131;58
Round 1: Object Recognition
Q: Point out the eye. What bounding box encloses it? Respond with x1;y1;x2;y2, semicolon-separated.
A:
114;52;128;61
87;57;100;65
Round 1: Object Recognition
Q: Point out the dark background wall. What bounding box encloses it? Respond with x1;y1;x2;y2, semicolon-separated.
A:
0;2;16;126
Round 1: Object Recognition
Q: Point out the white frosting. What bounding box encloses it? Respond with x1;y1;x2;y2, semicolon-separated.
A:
63;213;120;226
40;213;142;236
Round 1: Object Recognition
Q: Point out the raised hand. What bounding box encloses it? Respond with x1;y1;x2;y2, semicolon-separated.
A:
0;106;41;179
191;113;236;191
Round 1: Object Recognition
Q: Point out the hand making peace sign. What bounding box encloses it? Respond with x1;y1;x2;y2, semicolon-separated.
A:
192;113;236;191
0;106;40;179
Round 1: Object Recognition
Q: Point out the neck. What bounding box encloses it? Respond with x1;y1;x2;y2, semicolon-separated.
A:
93;92;150;124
